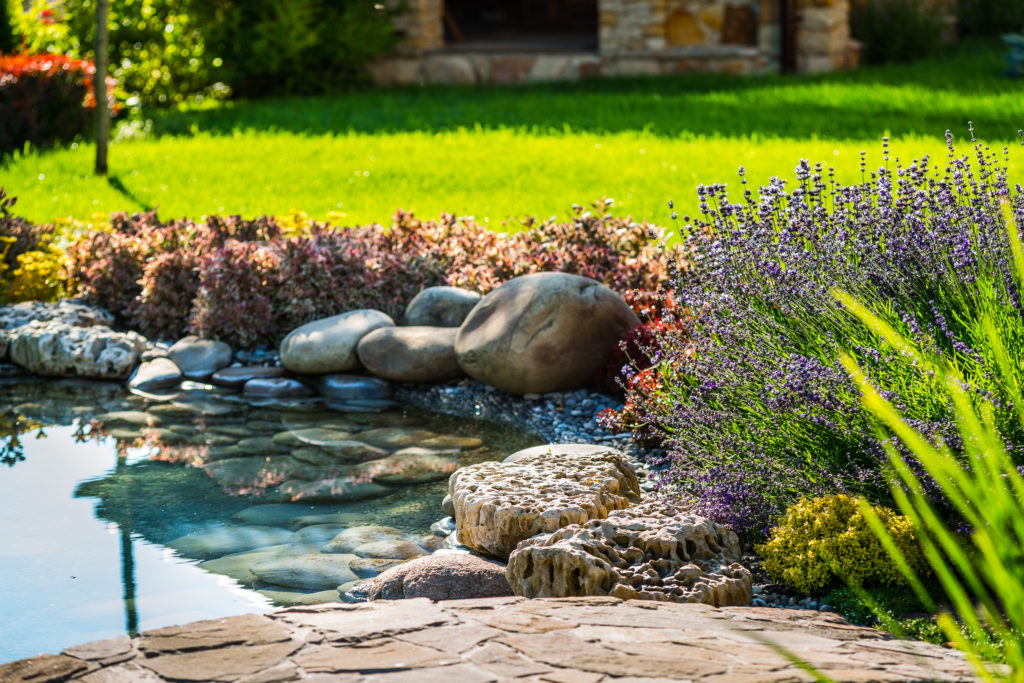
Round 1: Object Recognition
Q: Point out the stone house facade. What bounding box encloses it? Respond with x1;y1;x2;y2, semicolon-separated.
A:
370;0;857;85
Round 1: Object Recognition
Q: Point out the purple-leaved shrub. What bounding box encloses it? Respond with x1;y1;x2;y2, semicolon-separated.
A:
65;200;672;348
629;130;1024;539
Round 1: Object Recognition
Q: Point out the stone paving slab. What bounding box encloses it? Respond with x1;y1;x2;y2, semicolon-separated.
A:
0;597;984;682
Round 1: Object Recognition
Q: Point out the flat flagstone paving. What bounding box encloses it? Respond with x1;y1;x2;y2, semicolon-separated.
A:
0;596;983;682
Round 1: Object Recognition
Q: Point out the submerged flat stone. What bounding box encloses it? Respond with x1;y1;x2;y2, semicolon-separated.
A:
168;525;294;560
210;365;285;388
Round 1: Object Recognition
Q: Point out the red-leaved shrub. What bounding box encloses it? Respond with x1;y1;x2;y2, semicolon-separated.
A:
0;53;114;155
66;200;676;348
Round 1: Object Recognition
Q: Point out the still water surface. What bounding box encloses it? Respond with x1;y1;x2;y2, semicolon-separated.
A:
0;379;538;662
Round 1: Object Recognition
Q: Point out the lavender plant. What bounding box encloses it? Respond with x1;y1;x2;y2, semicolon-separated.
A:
636;128;1024;539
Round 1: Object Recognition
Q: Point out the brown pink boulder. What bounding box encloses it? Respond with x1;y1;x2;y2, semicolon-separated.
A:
454;273;639;395
365;551;513;601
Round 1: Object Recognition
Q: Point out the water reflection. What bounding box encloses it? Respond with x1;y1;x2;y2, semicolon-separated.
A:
0;378;538;660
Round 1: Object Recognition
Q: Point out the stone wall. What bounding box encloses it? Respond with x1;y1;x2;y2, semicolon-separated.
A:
370;0;858;85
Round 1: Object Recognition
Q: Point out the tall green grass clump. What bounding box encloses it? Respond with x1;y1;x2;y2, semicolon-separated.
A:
835;206;1024;677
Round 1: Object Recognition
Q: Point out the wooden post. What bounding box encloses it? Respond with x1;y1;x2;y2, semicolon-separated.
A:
94;0;110;175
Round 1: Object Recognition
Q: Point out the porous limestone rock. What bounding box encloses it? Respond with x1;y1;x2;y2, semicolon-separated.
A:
0;300;114;330
10;320;146;379
506;501;752;607
448;446;641;559
403;286;482;327
279;310;394;374
454;272;640;395
356;326;465;383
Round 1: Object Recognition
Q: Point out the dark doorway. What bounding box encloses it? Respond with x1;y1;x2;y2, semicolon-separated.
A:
444;0;599;51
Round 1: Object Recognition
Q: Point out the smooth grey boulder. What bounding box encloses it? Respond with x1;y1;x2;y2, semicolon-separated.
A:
279;310;394;374
211;366;285;388
166;336;233;379
128;358;183;393
403;286;482;327
454;272;640;395
318;374;394;401
10;321;147;380
356;326;465;383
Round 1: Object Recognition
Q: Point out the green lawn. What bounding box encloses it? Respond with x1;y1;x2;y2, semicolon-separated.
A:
2;38;1023;228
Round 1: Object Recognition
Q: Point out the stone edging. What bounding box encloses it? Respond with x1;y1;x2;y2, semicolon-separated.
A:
0;596;982;682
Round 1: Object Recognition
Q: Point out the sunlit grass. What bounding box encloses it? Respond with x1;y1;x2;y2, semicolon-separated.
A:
0;37;1021;226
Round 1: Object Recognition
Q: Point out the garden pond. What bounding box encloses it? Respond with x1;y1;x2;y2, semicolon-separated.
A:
0;378;540;663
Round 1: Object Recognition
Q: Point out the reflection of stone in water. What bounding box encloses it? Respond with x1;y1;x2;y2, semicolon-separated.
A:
3;378;541;607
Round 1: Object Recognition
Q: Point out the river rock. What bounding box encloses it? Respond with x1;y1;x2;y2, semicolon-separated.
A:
357;427;439;450
290;524;349;548
454;272;640;395
351;449;459;485
204;456;327;490
258;588;341;606
352;540;429;560
10;320;146;380
198;544;295;583
211;366;285;389
356;326;465;383
403;286;482;327
276;477;391;503
291;441;389;465
449;446;641;559
95;410;160;428
506;500;753;607
168;525;294;560
232;503;319;528
318;374;394;401
349;557;406;578
243;377;313;398
128;358;184;393
166;336;233;379
250;553;358;590
321;525;411;554
366;552;513;601
279;310;394;374
503;443;609;463
283;427;355;448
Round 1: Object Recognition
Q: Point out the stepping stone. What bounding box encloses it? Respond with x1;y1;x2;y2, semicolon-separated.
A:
211;366;285;389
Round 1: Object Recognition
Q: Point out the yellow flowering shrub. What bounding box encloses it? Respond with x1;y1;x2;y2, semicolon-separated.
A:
6;243;66;302
757;494;929;594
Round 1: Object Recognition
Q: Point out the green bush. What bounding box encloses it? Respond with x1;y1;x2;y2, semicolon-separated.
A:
0;0;14;54
12;0;398;108
14;0;224;109
958;0;1024;36
851;0;944;64
193;0;398;96
757;494;929;594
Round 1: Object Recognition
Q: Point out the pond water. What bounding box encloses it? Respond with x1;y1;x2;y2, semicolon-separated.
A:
0;378;540;663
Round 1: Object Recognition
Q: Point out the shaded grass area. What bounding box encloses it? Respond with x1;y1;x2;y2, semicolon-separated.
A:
1;38;1021;226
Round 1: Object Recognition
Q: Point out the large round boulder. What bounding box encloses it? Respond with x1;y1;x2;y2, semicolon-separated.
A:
365;551;513;601
454;273;639;395
403;286;482;327
356;326;465;383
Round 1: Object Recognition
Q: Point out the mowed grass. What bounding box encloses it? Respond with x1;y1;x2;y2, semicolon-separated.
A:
2;38;1023;227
